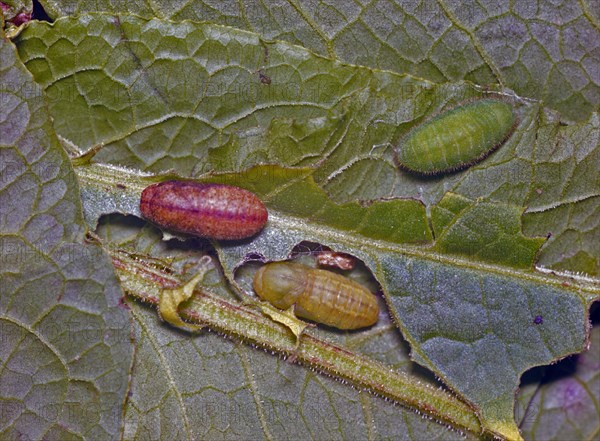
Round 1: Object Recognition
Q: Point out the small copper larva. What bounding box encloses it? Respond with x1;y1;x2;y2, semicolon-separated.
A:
140;181;268;240
316;251;356;270
395;99;517;175
253;262;379;330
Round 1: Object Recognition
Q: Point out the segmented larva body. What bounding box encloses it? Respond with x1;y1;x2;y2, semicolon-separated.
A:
316;251;356;270
140;181;268;240
395;99;516;175
253;262;379;330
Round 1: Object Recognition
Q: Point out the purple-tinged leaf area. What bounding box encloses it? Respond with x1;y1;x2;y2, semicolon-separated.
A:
379;253;589;439
0;1;32;25
517;308;600;441
0;33;133;439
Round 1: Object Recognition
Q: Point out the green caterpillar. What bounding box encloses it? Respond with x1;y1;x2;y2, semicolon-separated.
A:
395;99;516;175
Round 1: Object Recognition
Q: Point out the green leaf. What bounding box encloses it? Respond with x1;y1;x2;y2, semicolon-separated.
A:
124;303;475;441
39;1;599;122
14;14;599;277
103;220;480;440
519;112;600;277
205;166;433;245
432;192;545;268
207;167;594;441
7;10;599;441
74;162;431;246
0;32;133;439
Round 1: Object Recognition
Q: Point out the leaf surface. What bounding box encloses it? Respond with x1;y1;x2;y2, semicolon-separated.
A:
0;30;133;440
6;10;599;441
39;0;600;121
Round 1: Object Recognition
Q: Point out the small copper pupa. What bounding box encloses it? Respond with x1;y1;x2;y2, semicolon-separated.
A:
253;262;379;330
140;181;268;240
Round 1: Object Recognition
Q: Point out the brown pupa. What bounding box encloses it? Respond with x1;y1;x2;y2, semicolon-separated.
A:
140;181;268;240
253;262;379;330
